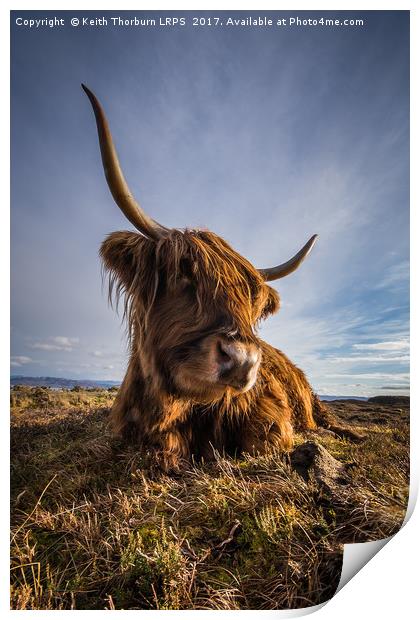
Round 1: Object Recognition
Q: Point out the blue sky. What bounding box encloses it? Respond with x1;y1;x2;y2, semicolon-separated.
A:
11;10;409;396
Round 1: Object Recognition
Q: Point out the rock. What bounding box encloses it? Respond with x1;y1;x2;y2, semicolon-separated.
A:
290;441;350;495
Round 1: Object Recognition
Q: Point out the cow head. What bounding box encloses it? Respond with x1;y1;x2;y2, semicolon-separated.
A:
83;85;317;402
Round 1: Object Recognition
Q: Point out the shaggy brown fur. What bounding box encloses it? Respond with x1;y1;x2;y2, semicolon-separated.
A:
102;228;347;471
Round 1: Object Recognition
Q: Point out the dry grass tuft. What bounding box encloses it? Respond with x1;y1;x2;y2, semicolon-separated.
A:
10;388;409;610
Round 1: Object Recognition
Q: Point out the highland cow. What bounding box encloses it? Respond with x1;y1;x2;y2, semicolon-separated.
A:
83;84;344;471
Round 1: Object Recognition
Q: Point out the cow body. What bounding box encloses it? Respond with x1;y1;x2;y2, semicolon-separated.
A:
101;229;327;470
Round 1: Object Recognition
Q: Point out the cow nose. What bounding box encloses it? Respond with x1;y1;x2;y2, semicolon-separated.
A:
217;339;261;389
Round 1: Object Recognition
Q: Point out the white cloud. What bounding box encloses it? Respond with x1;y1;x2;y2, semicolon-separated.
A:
353;340;409;351
54;336;78;347
29;336;79;352
11;356;32;367
329;354;409;364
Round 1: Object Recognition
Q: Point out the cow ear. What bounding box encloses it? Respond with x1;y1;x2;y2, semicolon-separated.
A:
100;231;157;306
100;231;142;289
261;286;280;318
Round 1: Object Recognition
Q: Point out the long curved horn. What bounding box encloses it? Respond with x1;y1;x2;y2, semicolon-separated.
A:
82;84;169;241
259;235;318;281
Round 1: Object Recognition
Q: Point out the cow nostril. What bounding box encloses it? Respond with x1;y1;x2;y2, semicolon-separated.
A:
218;341;232;364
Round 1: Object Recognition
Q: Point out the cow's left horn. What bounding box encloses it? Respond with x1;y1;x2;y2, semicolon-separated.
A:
258;235;318;281
82;84;169;241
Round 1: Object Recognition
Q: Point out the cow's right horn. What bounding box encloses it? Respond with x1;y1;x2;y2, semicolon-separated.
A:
82;84;169;241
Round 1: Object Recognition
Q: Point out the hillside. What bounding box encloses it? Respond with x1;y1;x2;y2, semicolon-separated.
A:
10;387;409;610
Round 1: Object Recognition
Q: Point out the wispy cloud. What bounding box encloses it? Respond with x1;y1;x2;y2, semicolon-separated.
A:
29;337;79;352
374;260;409;290
326;372;409;381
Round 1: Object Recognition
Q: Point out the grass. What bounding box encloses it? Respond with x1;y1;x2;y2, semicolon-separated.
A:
10;387;409;610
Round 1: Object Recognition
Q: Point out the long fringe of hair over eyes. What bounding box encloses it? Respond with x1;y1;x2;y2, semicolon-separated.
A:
100;229;279;344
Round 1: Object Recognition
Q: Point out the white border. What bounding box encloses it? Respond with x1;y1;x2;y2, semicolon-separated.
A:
3;2;417;618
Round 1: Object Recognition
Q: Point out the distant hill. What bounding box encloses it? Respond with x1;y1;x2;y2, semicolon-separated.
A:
318;395;368;402
10;376;121;390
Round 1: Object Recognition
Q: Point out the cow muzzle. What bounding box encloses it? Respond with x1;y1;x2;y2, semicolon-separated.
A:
217;338;261;392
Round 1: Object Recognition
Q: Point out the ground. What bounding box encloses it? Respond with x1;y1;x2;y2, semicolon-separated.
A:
10;387;409;610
